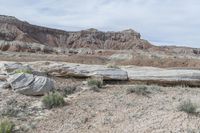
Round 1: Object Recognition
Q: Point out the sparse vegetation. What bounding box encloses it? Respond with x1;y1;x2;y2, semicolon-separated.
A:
106;63;120;69
15;69;32;74
87;78;103;92
126;85;150;95
42;92;65;109
87;78;103;88
187;129;200;133
149;85;161;92
63;85;77;96
0;119;15;133
1;106;19;118
178;100;197;114
90;85;100;92
0;99;28;117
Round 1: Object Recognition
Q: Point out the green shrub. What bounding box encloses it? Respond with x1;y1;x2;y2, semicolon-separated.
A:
126;85;150;95
15;69;32;74
87;78;103;88
178;100;197;114
0;119;15;133
42;92;65;109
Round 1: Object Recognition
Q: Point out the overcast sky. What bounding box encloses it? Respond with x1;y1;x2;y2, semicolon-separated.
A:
0;0;200;48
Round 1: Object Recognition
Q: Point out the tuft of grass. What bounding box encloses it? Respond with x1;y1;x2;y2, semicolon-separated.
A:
126;85;150;95
0;119;15;133
15;69;32;74
63;85;77;96
42;92;65;109
178;100;197;114
87;78;103;88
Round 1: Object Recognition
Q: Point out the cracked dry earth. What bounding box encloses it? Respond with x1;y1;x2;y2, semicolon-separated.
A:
33;85;200;133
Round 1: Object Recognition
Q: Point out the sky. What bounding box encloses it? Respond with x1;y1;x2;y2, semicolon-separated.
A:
0;0;200;48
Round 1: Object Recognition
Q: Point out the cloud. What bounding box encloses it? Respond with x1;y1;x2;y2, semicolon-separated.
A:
0;0;200;48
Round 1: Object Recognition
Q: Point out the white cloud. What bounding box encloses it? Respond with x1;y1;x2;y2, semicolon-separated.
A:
0;0;200;48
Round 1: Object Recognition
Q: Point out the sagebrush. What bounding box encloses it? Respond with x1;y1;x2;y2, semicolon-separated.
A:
42;92;65;109
178;100;197;114
87;78;103;88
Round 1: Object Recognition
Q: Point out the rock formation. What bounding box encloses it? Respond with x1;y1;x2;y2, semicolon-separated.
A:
1;61;200;88
0;15;200;56
0;15;152;52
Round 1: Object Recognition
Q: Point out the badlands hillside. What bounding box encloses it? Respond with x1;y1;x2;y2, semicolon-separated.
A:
0;15;200;68
0;15;151;50
0;15;200;133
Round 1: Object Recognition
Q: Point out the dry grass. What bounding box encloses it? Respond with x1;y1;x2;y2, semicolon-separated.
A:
126;85;151;95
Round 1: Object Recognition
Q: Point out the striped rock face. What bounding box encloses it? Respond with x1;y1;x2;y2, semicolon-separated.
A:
0;15;152;52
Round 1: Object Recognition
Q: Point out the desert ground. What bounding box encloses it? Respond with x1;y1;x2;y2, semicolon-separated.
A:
1;15;200;133
0;52;200;133
1;79;200;133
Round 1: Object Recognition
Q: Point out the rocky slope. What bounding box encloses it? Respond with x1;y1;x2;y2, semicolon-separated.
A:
0;15;152;52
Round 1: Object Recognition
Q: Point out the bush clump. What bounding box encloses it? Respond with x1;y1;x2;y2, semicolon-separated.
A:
178;100;197;114
42;92;65;109
0;119;15;133
87;78;103;88
126;85;150;95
